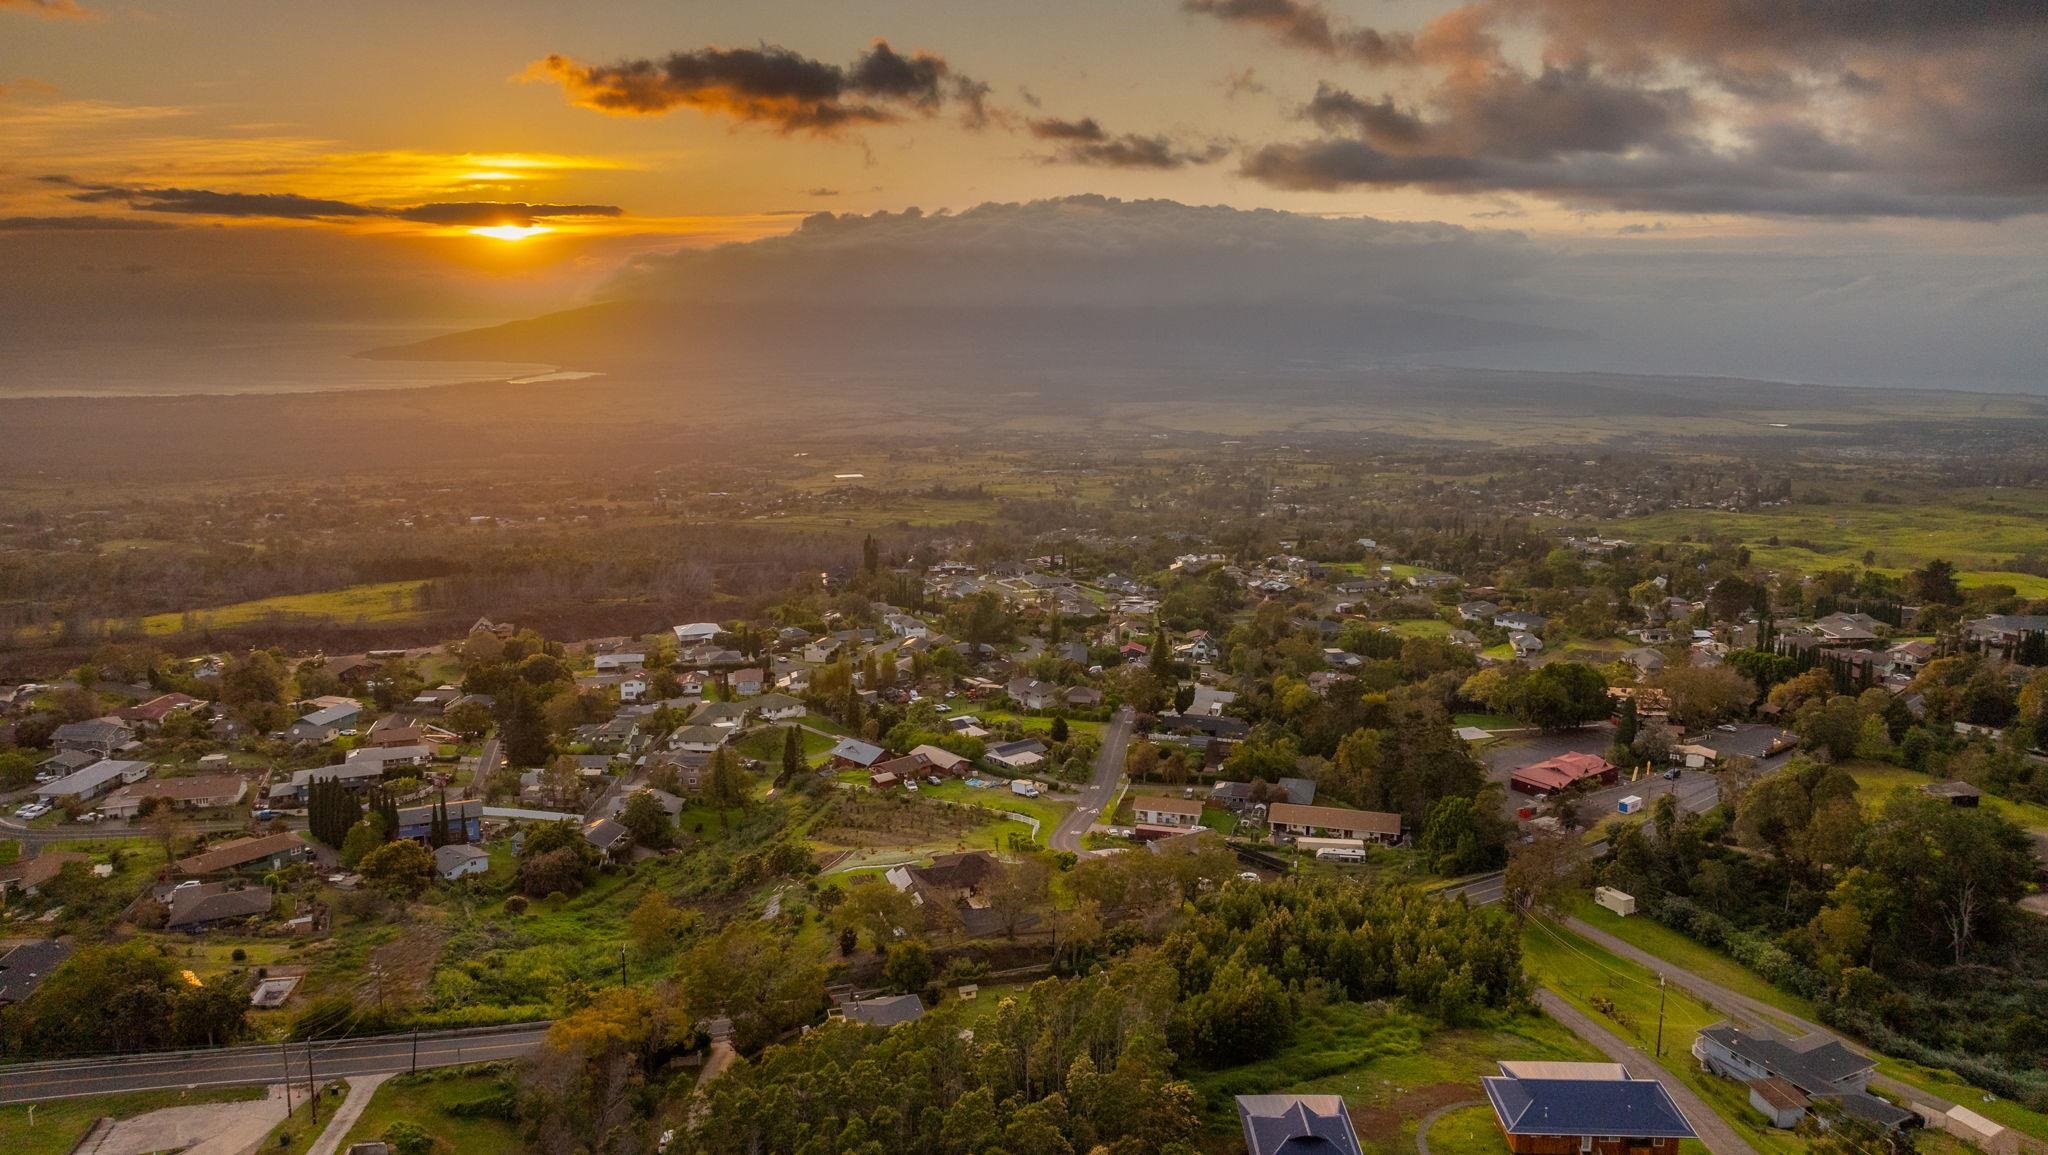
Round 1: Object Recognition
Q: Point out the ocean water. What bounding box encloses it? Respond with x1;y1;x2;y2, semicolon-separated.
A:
0;323;554;397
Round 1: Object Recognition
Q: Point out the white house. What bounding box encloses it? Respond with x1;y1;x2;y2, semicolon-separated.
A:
434;844;491;881
752;693;806;721
1134;796;1203;828
594;651;645;671
672;622;722;645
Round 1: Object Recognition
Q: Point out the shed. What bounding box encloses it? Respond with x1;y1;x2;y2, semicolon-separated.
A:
1594;886;1637;917
1749;1077;1809;1129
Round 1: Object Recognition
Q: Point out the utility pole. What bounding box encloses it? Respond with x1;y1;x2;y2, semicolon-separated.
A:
306;1043;318;1124
411;1025;419;1075
281;1043;292;1115
1655;973;1668;1058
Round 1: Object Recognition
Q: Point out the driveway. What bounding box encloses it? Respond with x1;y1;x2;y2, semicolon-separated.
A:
1049;706;1133;854
79;1084;290;1155
1534;991;1759;1155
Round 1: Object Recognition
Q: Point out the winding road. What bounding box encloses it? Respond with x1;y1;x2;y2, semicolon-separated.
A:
1049;706;1133;854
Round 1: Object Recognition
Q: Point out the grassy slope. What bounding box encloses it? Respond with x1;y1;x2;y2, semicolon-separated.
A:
0;1086;267;1155
1534;905;2048;1141
1839;759;2048;833
335;1067;523;1154
135;579;435;637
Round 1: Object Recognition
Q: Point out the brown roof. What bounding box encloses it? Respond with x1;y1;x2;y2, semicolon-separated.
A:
1267;802;1401;837
1134;796;1204;818
1750;1077;1809;1111
0;851;89;891
176;832;307;875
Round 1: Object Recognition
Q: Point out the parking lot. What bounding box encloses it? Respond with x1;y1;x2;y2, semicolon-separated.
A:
1481;724;1790;827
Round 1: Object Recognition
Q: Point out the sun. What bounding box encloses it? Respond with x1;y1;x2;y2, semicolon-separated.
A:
470;224;550;241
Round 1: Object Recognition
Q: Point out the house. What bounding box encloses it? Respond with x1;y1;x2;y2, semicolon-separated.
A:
36;749;98;779
409;686;461;713
1922;780;1981;807
0;940;73;1005
0;851;90;899
1134;796;1204;829
1963;614;2048;661
1494;610;1547;633
100;774;247;819
269;762;384;805
395;798;482;843
1623;647;1668;674
1685;724;1796;763
51;718;134;757
1459;600;1502;623
1482;1062;1695;1155
1884;640;1935;677
801;637;844;663
36;758;151;803
907;744;971;776
1510;752;1616;795
344;745;435;775
175;832;309;876
1749;1077;1810;1130
1054;640;1090;666
113;692;204;730
828;738;887;769
730;668;766;696
751;693;807;721
883;614;929;639
1812;612;1883;646
1006;678;1059;711
688;700;751;728
593;651;645;671
1694;1023;1914;1132
1510;631;1545;658
672;622;723;645
434;843;491;881
286;702;361;743
1267;802;1402;844
1177;633;1222;664
1064;686;1104;708
583;817;633;862
841;993;925;1028
986;738;1048;771
1237;1095;1365;1155
648;752;712;794
165;883;274;932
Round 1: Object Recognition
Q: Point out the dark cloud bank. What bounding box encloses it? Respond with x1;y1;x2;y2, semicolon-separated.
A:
1191;0;2048;219
388;197;2048;394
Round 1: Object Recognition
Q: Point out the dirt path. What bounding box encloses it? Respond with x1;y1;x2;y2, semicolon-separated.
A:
1535;990;1759;1155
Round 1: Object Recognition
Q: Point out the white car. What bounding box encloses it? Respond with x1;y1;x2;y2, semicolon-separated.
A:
1238;871;1261;882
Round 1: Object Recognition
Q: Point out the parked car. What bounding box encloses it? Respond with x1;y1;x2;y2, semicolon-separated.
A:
1664;767;1682;780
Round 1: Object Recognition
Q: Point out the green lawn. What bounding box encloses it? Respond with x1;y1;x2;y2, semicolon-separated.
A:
1520;915;1809;1155
137;580;435;637
918;778;1073;839
1451;713;1521;732
1190;1001;1614;1155
0;1086;268;1155
1609;493;2048;595
335;1066;523;1154
1839;759;2048;833
1563;895;1818;1028
1383;618;1453;638
1424;1103;1509;1155
970;706;1108;741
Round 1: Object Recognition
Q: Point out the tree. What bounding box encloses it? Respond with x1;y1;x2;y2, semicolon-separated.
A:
1049;715;1070;743
882;941;934;993
339;813;388;870
628;890;693;957
779;725;803;784
1418;791;1513;875
1910;558;1963;606
1506;663;1611;731
984;854;1052;938
358;839;433;898
520;987;686;1155
832;880;919;950
703;746;751;814
617;790;675;850
1653;664;1756;728
445;700;492;739
496;682;553;768
1503;829;1586;916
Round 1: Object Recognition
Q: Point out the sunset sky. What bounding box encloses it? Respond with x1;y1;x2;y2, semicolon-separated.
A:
4;0;2046;389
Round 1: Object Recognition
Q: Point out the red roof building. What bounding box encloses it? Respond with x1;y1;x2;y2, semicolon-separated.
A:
1510;752;1617;795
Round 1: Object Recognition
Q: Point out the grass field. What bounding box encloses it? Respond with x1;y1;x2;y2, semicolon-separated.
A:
0;1086;268;1155
133;580;436;637
1190;1001;1639;1155
1610;491;2048;594
334;1066;523;1154
1424;1103;1510;1155
919;778;1073;838
1838;759;2048;832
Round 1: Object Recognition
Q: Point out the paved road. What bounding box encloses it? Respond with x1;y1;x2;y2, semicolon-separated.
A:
1534;990;1760;1155
1050;706;1133;854
0;1024;550;1104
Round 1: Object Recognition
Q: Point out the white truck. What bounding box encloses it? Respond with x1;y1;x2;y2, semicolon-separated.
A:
1010;779;1041;798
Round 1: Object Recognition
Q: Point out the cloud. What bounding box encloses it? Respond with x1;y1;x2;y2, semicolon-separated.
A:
0;0;93;19
807;187;840;197
604;195;1540;311
0;214;174;231
1027;117;1229;169
1182;0;1414;65
1210;1;2048;219
49;179;623;226
532;39;989;134
1222;67;1268;99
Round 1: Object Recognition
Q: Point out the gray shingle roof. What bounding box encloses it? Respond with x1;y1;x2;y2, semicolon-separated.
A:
1237;1095;1365;1155
1483;1073;1695;1139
